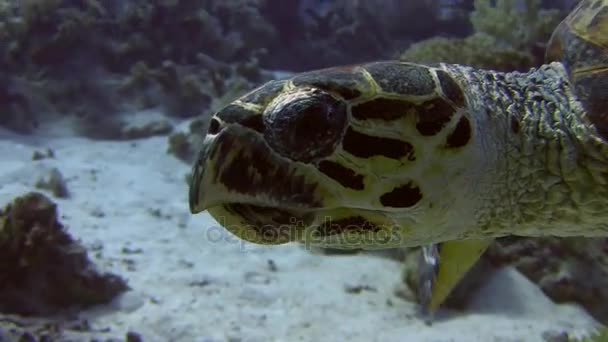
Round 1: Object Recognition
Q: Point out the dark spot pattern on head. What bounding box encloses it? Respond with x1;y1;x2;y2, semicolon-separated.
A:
213;130;234;168
435;70;466;107
263;91;347;162
351;98;415;121
415;99;455;136
380;182;422;208
365;62;435;96
240;80;287;106
316;216;381;237
445;116;471;148
342;127;414;160
510;116;520;134
291;66;370;100
317;160;365;190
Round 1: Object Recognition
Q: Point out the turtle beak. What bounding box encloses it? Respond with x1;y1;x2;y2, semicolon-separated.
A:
188;135;218;213
188;128;247;213
188;123;324;214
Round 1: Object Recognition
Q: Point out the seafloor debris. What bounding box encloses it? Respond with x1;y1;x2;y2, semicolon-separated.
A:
0;313;135;342
0;316;147;341
0;191;129;316
34;167;69;198
31;148;55;161
121;119;173;140
167;117;208;164
119;109;174;140
167;132;195;163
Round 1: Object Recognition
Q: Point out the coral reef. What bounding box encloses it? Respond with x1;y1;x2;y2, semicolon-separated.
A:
265;0;470;71
0;0;569;137
0;192;128;316
401;33;535;71
167;118;208;164
400;0;563;71
0;0;273;138
469;0;559;48
0;73;42;134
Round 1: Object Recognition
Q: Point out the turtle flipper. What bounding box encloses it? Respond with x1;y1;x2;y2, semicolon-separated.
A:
417;238;493;316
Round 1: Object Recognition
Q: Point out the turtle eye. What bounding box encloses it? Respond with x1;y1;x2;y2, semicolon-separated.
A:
263;89;347;163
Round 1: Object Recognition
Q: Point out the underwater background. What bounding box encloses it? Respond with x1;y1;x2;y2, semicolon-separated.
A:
0;0;607;341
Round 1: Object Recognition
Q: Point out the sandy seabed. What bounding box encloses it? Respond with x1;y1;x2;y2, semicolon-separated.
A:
0;123;600;342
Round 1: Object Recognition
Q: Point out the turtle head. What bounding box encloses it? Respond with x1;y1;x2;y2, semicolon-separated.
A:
190;63;479;249
188;80;357;246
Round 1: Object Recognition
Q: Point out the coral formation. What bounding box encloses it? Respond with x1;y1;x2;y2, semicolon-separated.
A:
34;167;69;198
167;118;207;164
0;0;568;137
265;0;469;71
0;192;128;316
0;75;39;133
400;0;563;71
0;0;273;138
470;0;559;48
401;33;534;71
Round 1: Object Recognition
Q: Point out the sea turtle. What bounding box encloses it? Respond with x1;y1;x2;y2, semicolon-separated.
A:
189;0;608;314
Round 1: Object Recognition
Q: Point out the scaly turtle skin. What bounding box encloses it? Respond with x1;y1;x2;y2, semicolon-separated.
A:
419;0;608;313
189;0;608;312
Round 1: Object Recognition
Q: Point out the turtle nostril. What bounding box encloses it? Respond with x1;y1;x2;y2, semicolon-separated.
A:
208;118;221;135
